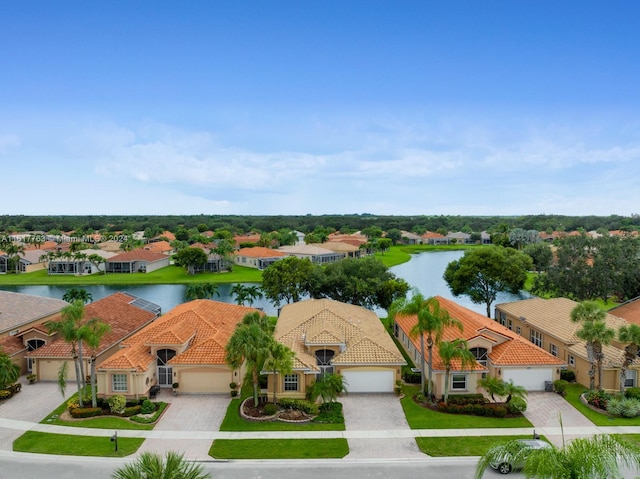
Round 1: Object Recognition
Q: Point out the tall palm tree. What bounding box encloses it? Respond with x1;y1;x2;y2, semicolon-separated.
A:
501;379;527;404
225;313;273;407
81;319;111;407
112;451;211;479
475;434;640;479
438;338;476;403
4;242;25;273
390;291;462;399
184;283;219;301
62;287;93;304
617;323;640;393
263;341;295;404
478;375;506;402
230;284;250;306
570;301;613;390
307;373;348;404
0;349;20;389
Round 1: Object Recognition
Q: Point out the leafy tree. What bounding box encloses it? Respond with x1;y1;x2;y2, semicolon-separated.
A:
184;283;219;301
438;339;476;403
307;373;347;404
617;323;640;393
261;256;315;307
86;253;106;274
263;341;295;404
475;434;640;479
112;451;211;479
174;247;208;275
385;228;402;245
361;225;383;239
523;242;553;272
389;292;462;399
0;348;20;389
444;246;532;317
570;301;615;390
62;287;93;304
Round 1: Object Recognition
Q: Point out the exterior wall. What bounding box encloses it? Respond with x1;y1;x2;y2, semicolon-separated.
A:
24;262;47;273
433;370;482;399
335;365;402;385
267;371;313;400
99;368;155;399
144;258;170;273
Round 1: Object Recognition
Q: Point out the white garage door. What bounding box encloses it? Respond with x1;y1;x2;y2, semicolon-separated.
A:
502;368;553;391
341;370;395;393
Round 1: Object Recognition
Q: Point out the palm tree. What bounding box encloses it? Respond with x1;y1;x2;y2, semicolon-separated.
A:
307;373;348;404
478;375;506;402
231;284;264;306
390;291;462;399
184;283;219;301
112;451;211;479
3;242;25;273
502;379;527;404
475;434;640;479
617;323;640;393
0;349;20;389
80;319;111;407
570;301;614;390
62;287;93;304
263;341;295;404
438;339;476;403
225;313;273;407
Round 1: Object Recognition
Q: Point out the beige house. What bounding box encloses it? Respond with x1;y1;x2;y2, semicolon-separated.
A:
495;297;640;391
269;299;406;398
234;246;287;270
96;300;261;399
394;296;565;397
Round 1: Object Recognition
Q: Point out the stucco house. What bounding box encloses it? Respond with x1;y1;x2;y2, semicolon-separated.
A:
394;296;565;397
234;247;287;270
96;300;261;398
495;297;640;391
105;249;170;273
25;292;161;381
278;244;344;265
268;299;406;397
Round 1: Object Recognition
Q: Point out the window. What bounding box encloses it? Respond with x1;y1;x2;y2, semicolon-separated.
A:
530;329;543;348
550;343;558;357
625;370;637;388
284;374;299;391
112;374;127;392
315;349;334;377
499;312;507;327
507;319;513;330
516;326;521;335
451;374;467;390
470;347;488;367
568;355;575;367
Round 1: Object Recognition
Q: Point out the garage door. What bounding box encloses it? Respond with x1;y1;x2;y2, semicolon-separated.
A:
180;371;230;393
341;370;395;393
502;368;553;391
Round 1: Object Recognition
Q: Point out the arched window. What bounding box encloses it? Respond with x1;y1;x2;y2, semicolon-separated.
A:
315;349;335;377
27;339;46;351
470;347;488;367
157;349;176;366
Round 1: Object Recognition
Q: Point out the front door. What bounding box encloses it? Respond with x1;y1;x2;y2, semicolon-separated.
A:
158;365;173;387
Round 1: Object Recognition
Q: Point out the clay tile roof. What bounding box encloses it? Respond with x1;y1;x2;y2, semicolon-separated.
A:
0;291;68;334
0;334;26;356
610;297;640;326
235;247;287;258
143;241;173;253
107;249;168;262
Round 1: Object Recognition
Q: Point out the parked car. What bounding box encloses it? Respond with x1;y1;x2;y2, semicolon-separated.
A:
490;439;552;474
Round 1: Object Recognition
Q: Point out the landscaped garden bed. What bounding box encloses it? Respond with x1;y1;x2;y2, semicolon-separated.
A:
239;397;343;424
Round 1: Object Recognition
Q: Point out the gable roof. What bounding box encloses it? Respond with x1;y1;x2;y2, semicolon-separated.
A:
99;300;260;371
395;296;564;371
0;291;68;335
235;247;287;258
610;297;640;326
107;249;168;262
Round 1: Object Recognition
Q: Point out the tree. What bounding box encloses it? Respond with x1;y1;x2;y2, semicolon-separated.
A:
307;373;347;404
502;379;527;404
230;284;263;306
81;319;112;408
438;338;476;403
263;341;295;404
444;246;532;317
0;348;20;389
475;434;640;479
523;242;553;273
184;283;219;301
478;375;506;402
389;292;462;399
174;247;208;274
112;451;211;479
261;256;315;307
3;242;25;273
618;323;640;393
570;301;614;390
86;253;106;274
224;313;273;407
62;287;93;304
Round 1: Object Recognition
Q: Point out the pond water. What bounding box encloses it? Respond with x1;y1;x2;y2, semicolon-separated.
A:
0;251;531;317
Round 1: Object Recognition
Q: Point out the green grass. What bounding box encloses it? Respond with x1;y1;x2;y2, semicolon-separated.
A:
0;264;263;286
41;397;154;430
209;438;349;459
219;396;344;432
401;386;533;429
613;434;640;447
13;431;143;457
416;434;541;456
563;383;640;426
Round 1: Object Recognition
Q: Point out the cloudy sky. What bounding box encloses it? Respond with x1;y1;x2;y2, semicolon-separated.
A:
2;1;639;216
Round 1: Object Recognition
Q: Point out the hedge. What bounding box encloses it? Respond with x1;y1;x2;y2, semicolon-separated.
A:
70;407;103;418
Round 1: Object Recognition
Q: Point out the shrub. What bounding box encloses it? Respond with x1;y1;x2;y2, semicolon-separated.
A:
402;370;421;384
620;397;640;418
313;401;344;424
507;396;528;414
560;370;576;382
108;395;127;414
123;405;142;417
625;387;640;400
446;394;488;406
263;403;278;416
279;398;319;415
230;390;238;397
229;382;237;390
67;398;80;411
70;407;102;418
141;399;155;414
0;390;12;400
130;402;168;424
553;379;569;396
585;389;611;411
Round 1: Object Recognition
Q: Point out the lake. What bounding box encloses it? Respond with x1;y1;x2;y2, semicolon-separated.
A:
0;251;530;317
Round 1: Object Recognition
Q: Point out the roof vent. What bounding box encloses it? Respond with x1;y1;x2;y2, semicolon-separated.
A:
519;316;526;322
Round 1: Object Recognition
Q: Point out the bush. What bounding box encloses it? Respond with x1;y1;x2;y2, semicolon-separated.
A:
141;399;155;414
585;389;611;411
130;402;168;424
123;405;142;417
263;403;278;416
108;395;127;414
553;379;569;396
446;394;488;406
67;398;80;411
0;389;12;400
435;402;508;417
278;398;319;415
560;370;576;382
625;387;640;400
70;407;102;418
507;397;527;414
229;382;237;390
313;401;344;424
402;370;421;384
230;390;238;397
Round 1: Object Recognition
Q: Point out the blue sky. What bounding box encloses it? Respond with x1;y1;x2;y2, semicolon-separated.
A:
2;1;639;216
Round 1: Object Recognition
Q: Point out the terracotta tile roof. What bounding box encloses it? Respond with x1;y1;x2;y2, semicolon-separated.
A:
27;292;159;359
0;334;26;356
422;231;447;239
309;241;359;253
154;231;176;241
395;296;564;372
107;249;168;262
278;245;336;255
275;299;405;369
610;297;640;326
0;291;67;335
143;241;173;253
235;247;287;258
99;300;260;371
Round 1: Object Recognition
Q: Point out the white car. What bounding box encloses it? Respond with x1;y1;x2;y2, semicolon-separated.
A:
489;439;552;474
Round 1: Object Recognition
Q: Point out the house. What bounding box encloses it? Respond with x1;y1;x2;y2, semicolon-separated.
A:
105;249;170;273
143;240;174;255
609;296;640;326
421;231;450;245
495;297;640;391
446;231;472;244
25;293;161;381
278;244;344;265
0;291;67;339
394;296;565;397
269;299;406;396
47;249;117;275
234;247;287;270
96;300;261;398
400;231;424;245
309;241;362;259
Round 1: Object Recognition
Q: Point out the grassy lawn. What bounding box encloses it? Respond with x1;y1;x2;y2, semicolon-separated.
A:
219;396;345;432
563;383;640;426
613;434;640;447
401;386;533;429
14;431;143;457
210;438;349;459
416;434;541;456
0;264;263;286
